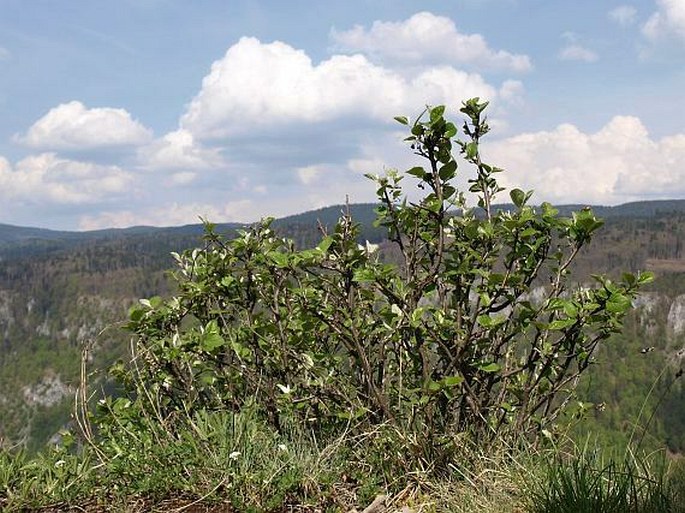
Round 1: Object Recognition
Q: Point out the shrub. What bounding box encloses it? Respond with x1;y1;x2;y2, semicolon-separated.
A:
112;99;649;467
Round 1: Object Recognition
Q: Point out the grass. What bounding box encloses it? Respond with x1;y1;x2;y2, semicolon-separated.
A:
1;348;683;513
523;440;685;513
4;405;685;513
0;407;523;512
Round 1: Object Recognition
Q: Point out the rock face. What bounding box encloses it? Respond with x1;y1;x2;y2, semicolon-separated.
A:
668;295;685;336
0;286;133;448
22;373;74;408
633;292;662;336
626;291;685;340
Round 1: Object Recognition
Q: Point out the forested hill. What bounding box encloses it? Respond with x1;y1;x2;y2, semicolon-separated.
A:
3;199;685;450
547;199;685;218
3;198;685;250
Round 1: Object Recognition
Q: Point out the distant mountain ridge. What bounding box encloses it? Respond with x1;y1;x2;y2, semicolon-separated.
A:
3;198;685;247
548;199;685;219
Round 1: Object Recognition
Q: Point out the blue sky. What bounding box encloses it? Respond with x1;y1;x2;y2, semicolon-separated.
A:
0;0;684;230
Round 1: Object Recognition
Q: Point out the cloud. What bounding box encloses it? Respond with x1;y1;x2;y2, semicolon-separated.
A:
79;200;254;230
16;101;152;150
499;80;525;107
3;12;533;230
138;129;224;171
0;156;11;175
166;171;197;186
559;32;598;62
0;47;10;61
297;165;323;185
559;44;599;62
181;36;505;140
330;11;532;72
608;5;638;26
0;153;133;205
484;116;685;205
643;0;685;41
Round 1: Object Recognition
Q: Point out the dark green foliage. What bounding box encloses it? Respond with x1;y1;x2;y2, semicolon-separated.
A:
114;99;647;468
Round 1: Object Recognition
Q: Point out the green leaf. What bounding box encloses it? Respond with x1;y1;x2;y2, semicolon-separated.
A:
465;142;478;160
336;408;368;420
443;375;464;387
438;160;457;181
510;188;526;208
478;362;501;373
128;306;145;322
394;115;409;125
541;202;559;218
430;105;445;122
548;318;576;330
407;166;427;179
268;251;289;268
317;236;333;253
230;340;251;359
563;302;579;317
201;320;225;352
410;307;425;326
638;272;654;285
427;380;442;392
477;314;494;328
607;292;632;313
477;314;507;329
148;296;163;308
353;268;376;283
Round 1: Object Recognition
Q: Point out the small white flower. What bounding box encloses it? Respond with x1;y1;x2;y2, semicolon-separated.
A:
55;459;66;468
229;451;240;460
277;443;287;452
276;383;292;394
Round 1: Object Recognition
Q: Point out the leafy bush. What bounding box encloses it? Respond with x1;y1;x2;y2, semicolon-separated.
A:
113;99;649;468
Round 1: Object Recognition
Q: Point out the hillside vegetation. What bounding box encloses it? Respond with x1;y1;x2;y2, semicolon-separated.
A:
1;100;685;511
5;196;685;454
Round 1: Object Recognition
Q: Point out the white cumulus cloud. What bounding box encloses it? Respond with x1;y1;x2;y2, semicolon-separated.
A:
559;32;599;62
499;80;525;106
138;129;224;170
16;101;152;150
609;5;638;26
559;44;599;62
330;11;532;72
643;0;685;41
181;37;503;140
0;153;133;205
484;116;685;205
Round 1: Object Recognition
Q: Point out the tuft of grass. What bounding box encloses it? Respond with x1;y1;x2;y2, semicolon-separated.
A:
524;445;685;513
0;440;96;511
